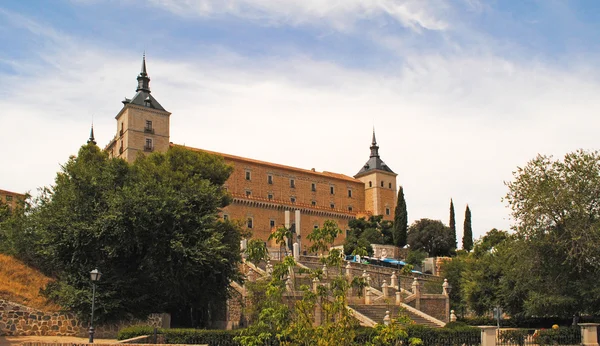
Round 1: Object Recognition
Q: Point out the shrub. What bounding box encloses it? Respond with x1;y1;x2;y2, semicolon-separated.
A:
117;325;156;340
498;329;529;346
533;327;581;346
118;326;243;345
163;329;241;345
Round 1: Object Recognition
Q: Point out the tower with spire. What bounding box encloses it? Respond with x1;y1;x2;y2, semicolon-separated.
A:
87;124;96;145
104;54;171;163
354;129;398;220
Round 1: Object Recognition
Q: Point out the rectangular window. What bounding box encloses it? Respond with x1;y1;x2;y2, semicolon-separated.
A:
270;220;276;228
245;190;251;197
247;218;253;229
223;214;229;221
268;175;273;184
330;186;335;195
144;138;153;151
6;195;13;202
245;171;251;180
330;203;335;209
311;183;316;192
268;193;273;200
386;208;390;215
311;200;316;206
389;183;392;189
348;206;353;212
290;197;296;204
348;189;352;198
314;225;319;229
290;179;295;188
381;181;384;187
145;120;153;133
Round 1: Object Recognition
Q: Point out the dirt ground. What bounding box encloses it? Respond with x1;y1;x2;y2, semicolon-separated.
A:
0;335;118;346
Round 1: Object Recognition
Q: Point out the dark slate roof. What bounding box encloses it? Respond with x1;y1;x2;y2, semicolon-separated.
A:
121;54;167;112
123;91;166;111
354;130;396;177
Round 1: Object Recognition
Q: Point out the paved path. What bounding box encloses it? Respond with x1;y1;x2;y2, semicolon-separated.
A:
0;336;117;346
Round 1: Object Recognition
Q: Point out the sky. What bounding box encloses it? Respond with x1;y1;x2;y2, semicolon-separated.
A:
1;0;600;243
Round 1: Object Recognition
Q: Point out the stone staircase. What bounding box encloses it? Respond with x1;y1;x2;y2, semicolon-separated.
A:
349;304;443;328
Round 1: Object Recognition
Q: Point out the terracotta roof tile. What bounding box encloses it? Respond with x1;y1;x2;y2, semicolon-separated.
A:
172;144;363;184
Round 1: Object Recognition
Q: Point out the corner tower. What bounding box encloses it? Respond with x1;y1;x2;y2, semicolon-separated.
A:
354;130;398;220
105;54;171;162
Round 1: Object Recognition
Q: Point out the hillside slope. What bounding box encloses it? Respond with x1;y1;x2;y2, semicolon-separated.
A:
0;254;60;311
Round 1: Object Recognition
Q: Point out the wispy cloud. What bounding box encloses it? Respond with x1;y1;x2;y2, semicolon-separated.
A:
2;2;600;241
147;0;450;32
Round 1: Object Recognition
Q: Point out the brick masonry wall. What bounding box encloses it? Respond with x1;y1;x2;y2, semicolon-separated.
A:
419;296;447;322
0;300;166;338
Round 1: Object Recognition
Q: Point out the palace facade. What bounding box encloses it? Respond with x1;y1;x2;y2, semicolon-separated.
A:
103;56;398;250
0;189;25;211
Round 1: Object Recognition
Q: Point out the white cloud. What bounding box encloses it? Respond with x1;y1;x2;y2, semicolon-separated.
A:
147;0;449;32
2;9;600;242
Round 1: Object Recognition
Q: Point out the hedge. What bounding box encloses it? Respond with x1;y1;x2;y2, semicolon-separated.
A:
458;316;600;328
118;326;242;345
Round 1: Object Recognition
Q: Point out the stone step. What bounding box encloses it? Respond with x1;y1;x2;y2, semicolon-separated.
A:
349;304;442;329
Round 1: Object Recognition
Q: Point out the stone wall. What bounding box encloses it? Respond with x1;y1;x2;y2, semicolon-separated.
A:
419;296;447;322
0;299;168;338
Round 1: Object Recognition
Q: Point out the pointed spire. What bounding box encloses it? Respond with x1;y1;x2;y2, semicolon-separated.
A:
372;128;377;145
87;124;96;145
136;52;151;93
370;128;379;158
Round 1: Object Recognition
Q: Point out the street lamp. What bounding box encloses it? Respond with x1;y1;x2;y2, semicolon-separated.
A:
89;269;102;343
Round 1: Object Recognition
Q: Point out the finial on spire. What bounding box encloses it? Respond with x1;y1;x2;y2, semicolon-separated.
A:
141;51;147;76
136;52;151;93
370;128;379;158
87;124;96;145
372;127;377;146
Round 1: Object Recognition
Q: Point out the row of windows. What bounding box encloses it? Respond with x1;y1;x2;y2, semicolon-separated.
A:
243;190;354;210
245;171;354;197
226;216;339;230
368;181;393;189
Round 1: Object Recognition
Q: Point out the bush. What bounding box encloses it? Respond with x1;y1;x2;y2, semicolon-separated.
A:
459;316;600;328
533;327;581;346
118;325;156;340
406;324;480;346
163;329;241;345
498;329;529;346
117;326;242;345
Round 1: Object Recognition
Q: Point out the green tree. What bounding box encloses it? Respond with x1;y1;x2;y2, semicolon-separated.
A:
439;254;467;316
246;239;269;264
393;186;408;248
449;199;457;250
502;150;600;317
343;216;392;255
269;226;292;256
461;229;511;316
462;205;473;252
407;218;454;257
307;220;342;256
24;143;241;326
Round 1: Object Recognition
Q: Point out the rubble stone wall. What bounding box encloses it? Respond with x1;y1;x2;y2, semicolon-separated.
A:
0;299;167;338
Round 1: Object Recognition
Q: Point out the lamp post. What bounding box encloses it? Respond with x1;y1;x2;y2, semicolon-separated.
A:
89;269;102;343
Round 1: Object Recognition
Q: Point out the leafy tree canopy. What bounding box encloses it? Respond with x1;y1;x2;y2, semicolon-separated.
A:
343;215;392;255
10;144;242;326
407;218;454;257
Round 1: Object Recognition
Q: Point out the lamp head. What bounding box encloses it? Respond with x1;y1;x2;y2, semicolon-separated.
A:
90;269;102;282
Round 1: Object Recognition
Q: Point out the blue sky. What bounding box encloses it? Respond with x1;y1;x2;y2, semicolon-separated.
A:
2;0;600;242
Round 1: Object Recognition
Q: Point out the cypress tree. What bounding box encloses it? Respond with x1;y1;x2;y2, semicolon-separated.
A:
463;205;473;251
393;186;408;247
449;199;457;249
